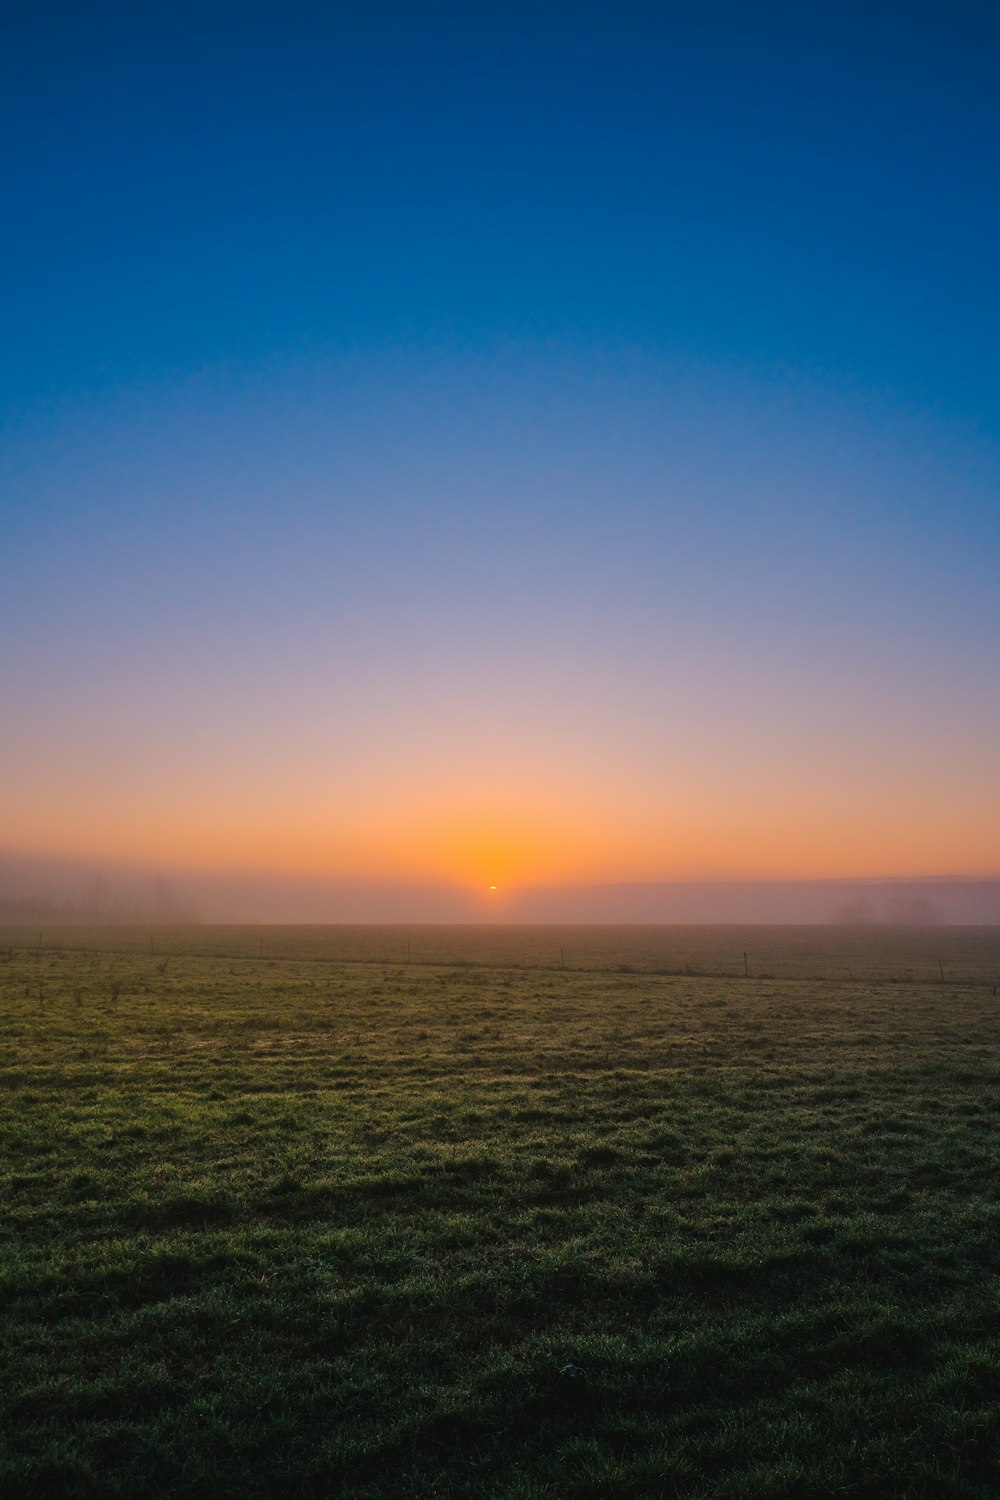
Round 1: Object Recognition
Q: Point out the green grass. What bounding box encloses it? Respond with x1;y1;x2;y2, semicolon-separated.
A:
2;925;1000;1497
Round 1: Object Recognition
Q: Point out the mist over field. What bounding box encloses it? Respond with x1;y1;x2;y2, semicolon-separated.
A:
1;851;997;926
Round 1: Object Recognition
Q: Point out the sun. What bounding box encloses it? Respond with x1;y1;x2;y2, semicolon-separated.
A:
488;885;497;892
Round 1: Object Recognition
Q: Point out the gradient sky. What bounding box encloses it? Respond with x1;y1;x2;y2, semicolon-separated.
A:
2;2;999;901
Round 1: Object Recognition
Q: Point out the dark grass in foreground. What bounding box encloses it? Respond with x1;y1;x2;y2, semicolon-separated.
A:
2;927;1000;1498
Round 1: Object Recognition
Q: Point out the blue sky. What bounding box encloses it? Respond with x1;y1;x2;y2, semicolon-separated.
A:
5;2;998;422
2;2;999;902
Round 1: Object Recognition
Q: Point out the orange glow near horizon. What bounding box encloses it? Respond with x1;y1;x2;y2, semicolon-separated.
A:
5;615;1000;892
5;757;1000;888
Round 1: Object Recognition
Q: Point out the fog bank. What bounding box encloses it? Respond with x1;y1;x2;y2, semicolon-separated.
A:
1;852;997;926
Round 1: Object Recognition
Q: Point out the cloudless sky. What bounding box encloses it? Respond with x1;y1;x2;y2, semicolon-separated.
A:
2;2;999;903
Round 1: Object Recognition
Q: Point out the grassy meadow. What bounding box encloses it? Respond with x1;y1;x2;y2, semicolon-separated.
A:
2;924;1000;1497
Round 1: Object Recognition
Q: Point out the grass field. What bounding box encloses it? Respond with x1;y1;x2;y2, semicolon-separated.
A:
2;924;1000;1498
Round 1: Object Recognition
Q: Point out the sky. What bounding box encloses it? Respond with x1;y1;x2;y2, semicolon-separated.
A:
2;2;999;917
